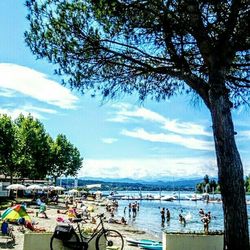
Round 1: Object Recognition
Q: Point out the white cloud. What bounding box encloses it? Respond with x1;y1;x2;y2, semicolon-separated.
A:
121;128;214;151
0;104;57;119
109;103;211;136
77;157;218;179
0;63;78;109
238;130;250;138
0;88;15;97
101;138;118;144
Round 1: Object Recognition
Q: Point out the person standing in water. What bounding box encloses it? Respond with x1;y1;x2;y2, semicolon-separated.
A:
166;208;170;221
160;208;165;223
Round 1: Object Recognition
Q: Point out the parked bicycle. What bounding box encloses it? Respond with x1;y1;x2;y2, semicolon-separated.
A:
50;213;124;250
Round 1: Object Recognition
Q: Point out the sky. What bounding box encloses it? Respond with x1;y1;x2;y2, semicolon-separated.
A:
0;0;249;180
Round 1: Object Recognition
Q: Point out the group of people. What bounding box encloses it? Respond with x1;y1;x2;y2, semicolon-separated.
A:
160;207;171;224
104;200;127;225
57;201;90;223
107;213;127;225
159;207;212;232
126;201;139;217
199;208;211;233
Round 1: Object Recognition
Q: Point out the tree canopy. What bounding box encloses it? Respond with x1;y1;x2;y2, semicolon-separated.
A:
25;1;250;249
25;0;249;107
15;114;52;179
0;114;83;182
0;114;19;182
49;134;83;183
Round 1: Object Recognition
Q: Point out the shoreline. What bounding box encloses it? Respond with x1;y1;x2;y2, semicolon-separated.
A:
0;199;161;250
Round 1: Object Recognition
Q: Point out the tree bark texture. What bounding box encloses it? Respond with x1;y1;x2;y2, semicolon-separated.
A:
209;89;249;250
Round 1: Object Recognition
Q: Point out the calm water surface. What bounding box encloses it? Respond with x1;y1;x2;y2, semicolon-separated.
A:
104;191;250;238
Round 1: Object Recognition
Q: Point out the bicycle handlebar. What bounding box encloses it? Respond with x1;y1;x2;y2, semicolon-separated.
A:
97;213;105;218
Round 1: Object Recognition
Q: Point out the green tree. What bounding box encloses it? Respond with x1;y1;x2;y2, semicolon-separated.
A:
245;175;250;192
209;179;217;193
25;1;249;249
203;174;210;184
195;182;204;193
0;114;19;183
15;114;52;179
49;134;83;184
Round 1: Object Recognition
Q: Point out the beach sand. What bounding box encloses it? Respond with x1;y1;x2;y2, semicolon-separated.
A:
0;199;161;250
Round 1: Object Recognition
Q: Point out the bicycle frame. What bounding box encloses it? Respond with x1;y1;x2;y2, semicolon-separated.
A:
75;214;106;245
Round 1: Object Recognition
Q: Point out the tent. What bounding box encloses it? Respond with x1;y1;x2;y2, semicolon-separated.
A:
1;204;31;223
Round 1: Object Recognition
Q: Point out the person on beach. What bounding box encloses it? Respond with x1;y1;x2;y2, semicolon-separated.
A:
199;208;205;216
201;213;210;233
1;220;9;235
120;217;127;225
17;217;46;232
128;203;132;216
80;203;89;218
179;214;186;226
160;208;165;223
207;211;211;220
132;202;137;217
123;206;127;214
166;208;170;221
91;216;97;224
39;204;48;218
67;206;82;221
108;214;127;225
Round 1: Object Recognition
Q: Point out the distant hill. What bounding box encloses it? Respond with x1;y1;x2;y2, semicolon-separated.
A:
58;176;212;191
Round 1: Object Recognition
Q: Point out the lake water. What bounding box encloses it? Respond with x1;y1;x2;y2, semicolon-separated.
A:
103;191;250;238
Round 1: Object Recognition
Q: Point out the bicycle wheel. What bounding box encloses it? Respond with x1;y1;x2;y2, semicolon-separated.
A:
50;231;82;250
96;229;124;250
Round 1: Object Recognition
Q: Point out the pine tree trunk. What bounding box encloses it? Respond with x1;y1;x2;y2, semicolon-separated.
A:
209;90;249;250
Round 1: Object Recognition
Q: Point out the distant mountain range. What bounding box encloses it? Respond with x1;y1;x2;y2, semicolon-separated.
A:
59;176;217;191
77;176;217;189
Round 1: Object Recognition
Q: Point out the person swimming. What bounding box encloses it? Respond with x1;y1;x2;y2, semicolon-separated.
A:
179;214;186;226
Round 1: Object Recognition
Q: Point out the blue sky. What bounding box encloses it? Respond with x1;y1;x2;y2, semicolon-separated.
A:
0;1;249;180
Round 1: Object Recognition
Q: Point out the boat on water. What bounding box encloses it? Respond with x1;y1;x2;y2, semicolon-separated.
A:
126;238;162;246
144;194;155;200
153;194;161;200
160;195;174;201
186;194;202;201
107;191;124;200
121;195;142;200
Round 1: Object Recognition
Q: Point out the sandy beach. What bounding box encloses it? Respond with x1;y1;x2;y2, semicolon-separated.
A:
0;199;161;250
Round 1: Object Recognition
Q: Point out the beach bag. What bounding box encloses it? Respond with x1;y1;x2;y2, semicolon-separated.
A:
53;225;74;241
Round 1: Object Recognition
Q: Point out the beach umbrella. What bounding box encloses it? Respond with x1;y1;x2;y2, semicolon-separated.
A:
6;184;27;190
27;184;43;190
42;185;54;191
6;184;27;197
68;189;79;194
1;204;31;223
